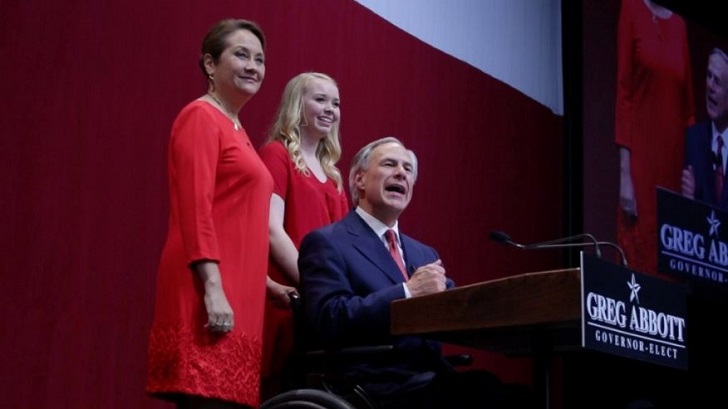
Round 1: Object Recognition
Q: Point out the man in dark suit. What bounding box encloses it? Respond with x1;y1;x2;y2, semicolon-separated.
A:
298;137;511;409
682;47;728;207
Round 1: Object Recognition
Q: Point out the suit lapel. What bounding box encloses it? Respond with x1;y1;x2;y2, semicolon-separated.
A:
399;234;417;272
692;122;717;204
720;164;728;207
343;212;408;284
704;124;728;206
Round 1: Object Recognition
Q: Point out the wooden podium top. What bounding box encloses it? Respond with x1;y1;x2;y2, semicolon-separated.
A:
390;268;583;354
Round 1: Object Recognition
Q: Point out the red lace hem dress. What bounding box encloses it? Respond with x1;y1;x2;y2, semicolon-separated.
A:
146;100;273;406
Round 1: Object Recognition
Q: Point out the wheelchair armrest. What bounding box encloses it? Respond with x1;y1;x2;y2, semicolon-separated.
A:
306;345;395;358
303;345;396;368
444;353;473;367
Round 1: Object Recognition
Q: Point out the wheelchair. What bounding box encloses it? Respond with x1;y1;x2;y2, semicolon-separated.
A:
260;292;384;408
260;388;358;409
259;293;473;409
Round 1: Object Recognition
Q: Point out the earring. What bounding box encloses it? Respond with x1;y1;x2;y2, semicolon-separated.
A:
208;74;215;92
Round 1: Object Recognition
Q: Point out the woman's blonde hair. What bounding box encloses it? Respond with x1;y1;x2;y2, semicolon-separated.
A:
267;72;343;190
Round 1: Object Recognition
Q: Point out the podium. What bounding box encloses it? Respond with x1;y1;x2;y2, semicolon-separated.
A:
391;261;691;409
391;268;581;409
391;268;582;353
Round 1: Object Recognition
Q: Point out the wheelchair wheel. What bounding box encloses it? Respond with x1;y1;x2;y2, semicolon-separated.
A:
260;388;357;409
318;382;379;409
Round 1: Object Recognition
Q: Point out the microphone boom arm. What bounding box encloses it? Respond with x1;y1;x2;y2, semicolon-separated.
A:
488;230;628;268
522;233;602;258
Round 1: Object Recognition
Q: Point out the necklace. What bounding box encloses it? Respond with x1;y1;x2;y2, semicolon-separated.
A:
208;92;240;131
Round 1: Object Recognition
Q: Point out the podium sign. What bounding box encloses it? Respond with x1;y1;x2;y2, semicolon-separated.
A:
581;254;688;369
657;187;728;285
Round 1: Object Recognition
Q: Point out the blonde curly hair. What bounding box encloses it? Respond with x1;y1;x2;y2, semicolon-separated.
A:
267;72;343;191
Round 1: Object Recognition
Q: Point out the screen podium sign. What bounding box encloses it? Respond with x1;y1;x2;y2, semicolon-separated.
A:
581;254;687;369
657;187;728;285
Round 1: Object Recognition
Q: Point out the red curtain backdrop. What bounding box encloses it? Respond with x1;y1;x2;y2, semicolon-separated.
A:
0;0;563;407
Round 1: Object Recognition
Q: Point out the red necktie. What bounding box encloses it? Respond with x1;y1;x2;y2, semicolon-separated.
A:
385;229;408;281
717;135;724;202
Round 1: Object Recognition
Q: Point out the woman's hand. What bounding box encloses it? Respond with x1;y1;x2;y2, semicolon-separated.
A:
266;277;297;309
620;171;638;218
194;261;234;333
204;282;234;333
619;147;638;218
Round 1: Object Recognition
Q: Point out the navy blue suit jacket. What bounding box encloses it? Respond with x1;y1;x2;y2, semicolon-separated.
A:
684;121;728;208
298;210;455;394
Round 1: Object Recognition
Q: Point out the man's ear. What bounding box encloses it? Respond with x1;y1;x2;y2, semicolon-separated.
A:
354;172;365;189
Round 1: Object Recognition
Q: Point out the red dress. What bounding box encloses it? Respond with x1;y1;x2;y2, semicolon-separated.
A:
615;0;694;276
147;100;273;406
258;141;350;392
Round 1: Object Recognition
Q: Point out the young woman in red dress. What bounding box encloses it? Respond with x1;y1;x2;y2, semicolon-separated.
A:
257;72;350;400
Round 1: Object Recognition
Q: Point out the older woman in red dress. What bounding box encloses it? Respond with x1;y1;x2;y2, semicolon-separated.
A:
615;0;695;276
146;19;273;409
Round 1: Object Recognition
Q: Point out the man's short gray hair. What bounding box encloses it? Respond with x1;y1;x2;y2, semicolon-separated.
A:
711;47;728;63
348;137;418;205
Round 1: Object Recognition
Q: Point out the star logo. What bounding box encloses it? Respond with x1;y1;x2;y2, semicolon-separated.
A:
627;274;641;304
707;210;721;237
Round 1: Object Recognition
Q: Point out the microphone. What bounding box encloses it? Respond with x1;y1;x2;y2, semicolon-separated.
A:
489;230;629;268
489;230;523;247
